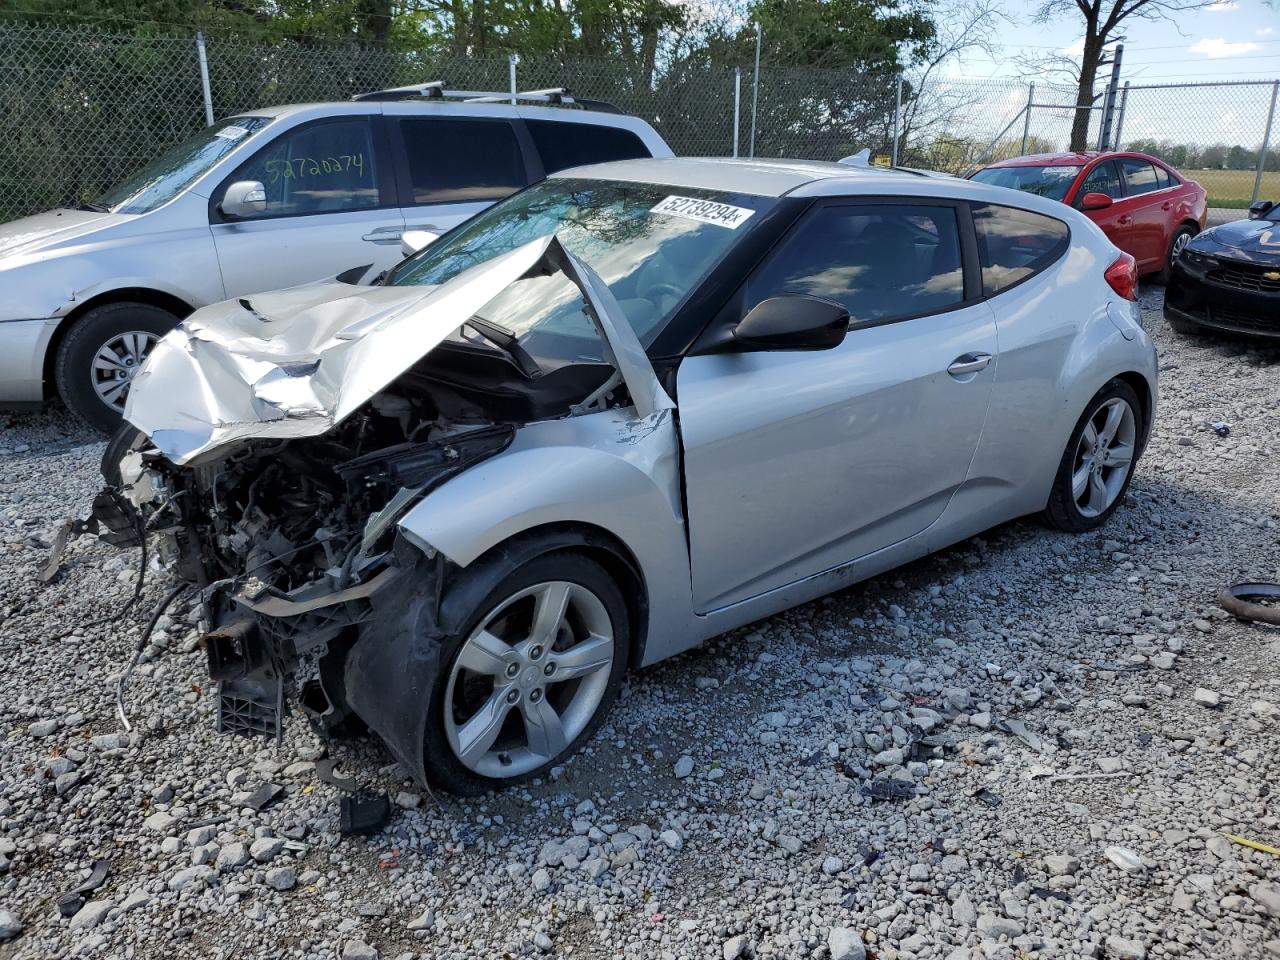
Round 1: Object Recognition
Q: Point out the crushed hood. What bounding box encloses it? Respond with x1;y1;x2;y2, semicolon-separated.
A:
125;234;673;466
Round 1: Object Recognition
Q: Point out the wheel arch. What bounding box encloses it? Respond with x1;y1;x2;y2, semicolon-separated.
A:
443;522;651;671
42;287;194;399
1113;369;1155;455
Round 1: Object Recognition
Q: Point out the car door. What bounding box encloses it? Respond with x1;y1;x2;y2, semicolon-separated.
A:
1075;159;1132;251
675;200;998;612
1116;157;1169;271
209;115;405;297
385;107;536;238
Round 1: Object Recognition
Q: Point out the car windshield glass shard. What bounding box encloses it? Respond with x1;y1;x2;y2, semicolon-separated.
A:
971;165;1082;201
96;116;273;215
390;178;774;357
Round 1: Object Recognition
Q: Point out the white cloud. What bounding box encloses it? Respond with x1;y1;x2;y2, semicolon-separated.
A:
1259;26;1276;37
1059;38;1085;56
1205;1;1239;10
1188;37;1263;58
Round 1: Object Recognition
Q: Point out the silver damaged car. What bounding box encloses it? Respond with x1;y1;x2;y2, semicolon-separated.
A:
96;158;1157;794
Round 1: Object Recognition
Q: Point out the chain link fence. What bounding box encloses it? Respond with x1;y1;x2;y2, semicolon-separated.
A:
1;22;1278;221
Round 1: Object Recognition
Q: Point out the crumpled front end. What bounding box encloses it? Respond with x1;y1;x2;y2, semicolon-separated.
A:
95;231;674;781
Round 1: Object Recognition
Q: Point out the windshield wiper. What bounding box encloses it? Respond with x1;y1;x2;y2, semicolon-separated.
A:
465;317;541;378
76;201;110;213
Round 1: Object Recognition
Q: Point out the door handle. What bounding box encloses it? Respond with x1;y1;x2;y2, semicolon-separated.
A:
947;353;992;377
362;227;403;244
1161;201;1172;211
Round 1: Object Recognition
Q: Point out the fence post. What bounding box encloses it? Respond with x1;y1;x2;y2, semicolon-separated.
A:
1097;43;1123;151
1113;81;1130;151
749;23;761;158
891;72;903;166
732;67;741;158
195;31;214;127
1254;80;1279;204
1020;82;1034;154
509;54;518;104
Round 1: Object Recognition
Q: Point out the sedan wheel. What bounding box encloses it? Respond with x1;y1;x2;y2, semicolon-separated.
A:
91;331;160;412
440;566;623;784
1070;397;1137;518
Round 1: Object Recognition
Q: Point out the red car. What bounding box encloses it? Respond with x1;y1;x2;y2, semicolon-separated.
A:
971;151;1207;280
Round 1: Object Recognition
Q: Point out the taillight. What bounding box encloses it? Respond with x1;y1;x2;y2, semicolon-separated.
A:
1104;252;1138;301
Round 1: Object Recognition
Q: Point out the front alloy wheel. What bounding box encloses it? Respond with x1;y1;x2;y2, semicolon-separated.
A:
425;553;629;793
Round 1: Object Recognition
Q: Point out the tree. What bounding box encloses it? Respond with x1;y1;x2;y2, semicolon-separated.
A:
1027;0;1220;151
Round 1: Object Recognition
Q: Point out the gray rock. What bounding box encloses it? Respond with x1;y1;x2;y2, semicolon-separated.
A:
1045;854;1080;876
167;865;215;892
265;866;296;891
1251;882;1280;917
249;836;284;863
407;907;435;931
68;899;113;930
723;934;750;959
674;756;694;778
27;719;58;738
216;842;249;872
143;811;176;834
1193;687;1221;707
0;909;18;942
659;829;683;851
976;913;1023;939
531;868;551;892
1105;935;1146;959
828;926;866;960
953;892;977;927
342;941;378;960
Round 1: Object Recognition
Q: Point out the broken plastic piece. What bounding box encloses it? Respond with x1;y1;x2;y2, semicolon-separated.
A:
970;787;1002;807
315;758;358;792
340;792;392;835
1223;833;1280;857
243;783;284;812
861;779;915;801
1209;420;1230;437
55;858;112;917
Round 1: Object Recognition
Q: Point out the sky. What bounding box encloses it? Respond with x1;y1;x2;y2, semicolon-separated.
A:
945;0;1279;84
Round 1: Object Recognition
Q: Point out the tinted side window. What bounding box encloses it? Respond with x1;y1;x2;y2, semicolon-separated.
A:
231;119;380;219
1120;158;1160;196
1079;160;1122;199
1153;164;1173;189
747;204;965;325
399;117;526;205
972;203;1069;296
525;120;650;174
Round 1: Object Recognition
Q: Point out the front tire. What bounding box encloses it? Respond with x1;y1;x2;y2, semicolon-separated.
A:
1042;379;1143;532
1155;225;1196;285
54;302;178;434
422;552;629;795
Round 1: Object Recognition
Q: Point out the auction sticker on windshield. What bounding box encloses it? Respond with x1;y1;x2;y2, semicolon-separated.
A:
651;195;755;229
214;125;250;141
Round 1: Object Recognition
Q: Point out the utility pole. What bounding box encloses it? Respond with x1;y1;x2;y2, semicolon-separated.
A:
1097;43;1123;152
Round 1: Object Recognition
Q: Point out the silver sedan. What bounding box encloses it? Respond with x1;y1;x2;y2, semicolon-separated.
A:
98;157;1157;793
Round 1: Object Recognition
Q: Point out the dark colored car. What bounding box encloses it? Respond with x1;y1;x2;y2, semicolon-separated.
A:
1164;200;1280;338
971;151;1207;281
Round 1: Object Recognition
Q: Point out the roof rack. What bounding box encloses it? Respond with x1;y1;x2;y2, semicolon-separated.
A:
351;81;622;113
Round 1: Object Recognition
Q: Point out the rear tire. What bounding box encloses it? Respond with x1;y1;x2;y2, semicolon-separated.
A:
421;552;630;795
54;302;178;434
1042;379;1143;533
1155;225;1196;285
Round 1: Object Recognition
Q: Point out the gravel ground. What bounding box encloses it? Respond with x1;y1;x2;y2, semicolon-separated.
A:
1;287;1279;960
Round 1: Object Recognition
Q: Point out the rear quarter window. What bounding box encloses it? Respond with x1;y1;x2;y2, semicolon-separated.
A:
525;120;651;174
972;203;1069;297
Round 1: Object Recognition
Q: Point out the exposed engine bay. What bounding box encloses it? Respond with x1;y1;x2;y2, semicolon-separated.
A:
85;234;669;786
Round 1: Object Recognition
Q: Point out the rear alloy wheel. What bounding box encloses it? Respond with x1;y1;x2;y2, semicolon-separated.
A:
1043;380;1142;532
425;553;628;793
54;302;178;434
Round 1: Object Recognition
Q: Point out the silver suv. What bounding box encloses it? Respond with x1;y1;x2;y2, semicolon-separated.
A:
0;84;670;431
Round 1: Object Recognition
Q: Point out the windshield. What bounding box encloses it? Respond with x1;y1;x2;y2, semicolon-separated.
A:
390;178;774;361
971;164;1082;201
95;116;273;215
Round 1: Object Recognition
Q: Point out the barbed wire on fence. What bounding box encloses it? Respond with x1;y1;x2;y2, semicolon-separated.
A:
0;22;1277;222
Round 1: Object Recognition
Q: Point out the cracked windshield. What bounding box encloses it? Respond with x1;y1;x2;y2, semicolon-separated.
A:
390;178;774;360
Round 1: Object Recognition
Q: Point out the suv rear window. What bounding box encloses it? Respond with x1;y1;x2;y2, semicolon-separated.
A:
525;119;650;174
399;117;527;204
972;203;1069;296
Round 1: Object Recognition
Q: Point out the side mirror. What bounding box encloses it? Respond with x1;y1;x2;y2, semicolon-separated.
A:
1080;192;1113;211
731;296;850;352
220;180;267;219
400;230;439;258
1248;199;1276;220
